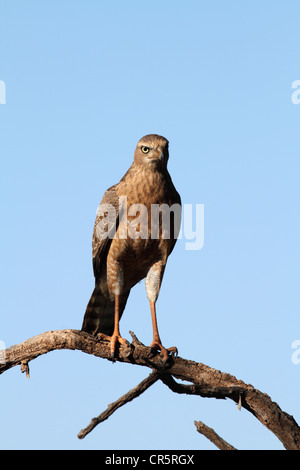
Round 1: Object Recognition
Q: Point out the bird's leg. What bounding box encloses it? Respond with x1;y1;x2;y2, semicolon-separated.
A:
97;256;129;359
110;294;128;359
145;262;178;362
97;294;129;360
149;300;162;348
148;300;178;363
98;294;128;360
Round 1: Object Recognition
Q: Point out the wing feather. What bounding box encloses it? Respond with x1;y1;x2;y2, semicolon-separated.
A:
92;184;120;280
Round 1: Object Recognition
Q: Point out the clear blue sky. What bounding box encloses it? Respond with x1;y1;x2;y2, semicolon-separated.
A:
0;0;299;450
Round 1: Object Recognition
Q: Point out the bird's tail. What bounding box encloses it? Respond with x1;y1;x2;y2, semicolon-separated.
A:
81;285;129;336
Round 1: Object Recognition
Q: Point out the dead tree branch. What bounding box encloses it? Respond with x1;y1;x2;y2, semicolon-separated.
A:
78;370;161;439
194;420;237;450
1;328;300;450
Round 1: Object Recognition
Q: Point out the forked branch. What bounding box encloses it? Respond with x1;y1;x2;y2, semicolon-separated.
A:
1;328;300;450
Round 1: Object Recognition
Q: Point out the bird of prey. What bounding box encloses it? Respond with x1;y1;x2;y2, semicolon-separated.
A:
81;134;181;362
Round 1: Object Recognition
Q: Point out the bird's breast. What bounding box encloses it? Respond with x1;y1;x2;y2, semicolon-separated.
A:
108;165;181;288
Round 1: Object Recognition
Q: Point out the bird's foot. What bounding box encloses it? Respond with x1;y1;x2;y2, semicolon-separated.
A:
96;332;130;361
148;341;178;365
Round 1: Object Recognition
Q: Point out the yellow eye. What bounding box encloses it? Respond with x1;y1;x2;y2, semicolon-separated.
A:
141;146;150;154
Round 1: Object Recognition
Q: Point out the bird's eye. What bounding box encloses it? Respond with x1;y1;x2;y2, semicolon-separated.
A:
141;146;150;154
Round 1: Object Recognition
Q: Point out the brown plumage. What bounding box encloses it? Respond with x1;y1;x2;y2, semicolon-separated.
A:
81;134;181;361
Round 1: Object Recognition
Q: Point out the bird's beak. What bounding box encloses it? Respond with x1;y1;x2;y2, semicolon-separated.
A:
153;147;164;160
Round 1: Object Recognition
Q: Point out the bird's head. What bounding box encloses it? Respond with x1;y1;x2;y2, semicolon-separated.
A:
134;134;169;167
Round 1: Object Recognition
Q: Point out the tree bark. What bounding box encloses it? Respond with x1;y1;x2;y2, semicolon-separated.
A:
194;420;237;450
1;328;299;450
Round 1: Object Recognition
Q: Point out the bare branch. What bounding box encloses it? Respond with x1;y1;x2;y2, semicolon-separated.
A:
1;329;300;449
159;372;245;401
78;370;161;439
194;420;237;450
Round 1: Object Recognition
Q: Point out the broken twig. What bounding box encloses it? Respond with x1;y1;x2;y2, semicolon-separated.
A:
194;420;237;450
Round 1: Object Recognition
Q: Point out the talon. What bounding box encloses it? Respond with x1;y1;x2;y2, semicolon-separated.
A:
160;346;170;365
96;332;110;342
96;333;129;360
147;345;158;358
148;341;178;365
167;346;178;358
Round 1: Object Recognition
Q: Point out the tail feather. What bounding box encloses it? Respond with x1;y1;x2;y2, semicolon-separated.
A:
81;286;130;336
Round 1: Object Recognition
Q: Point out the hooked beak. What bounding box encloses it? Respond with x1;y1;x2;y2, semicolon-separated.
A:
153;147;165;161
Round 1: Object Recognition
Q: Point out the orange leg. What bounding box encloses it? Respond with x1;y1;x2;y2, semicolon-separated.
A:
97;294;128;360
148;300;178;363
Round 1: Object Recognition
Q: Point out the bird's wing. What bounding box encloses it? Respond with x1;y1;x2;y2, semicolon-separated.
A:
82;184;130;336
165;176;182;257
92;184;120;281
